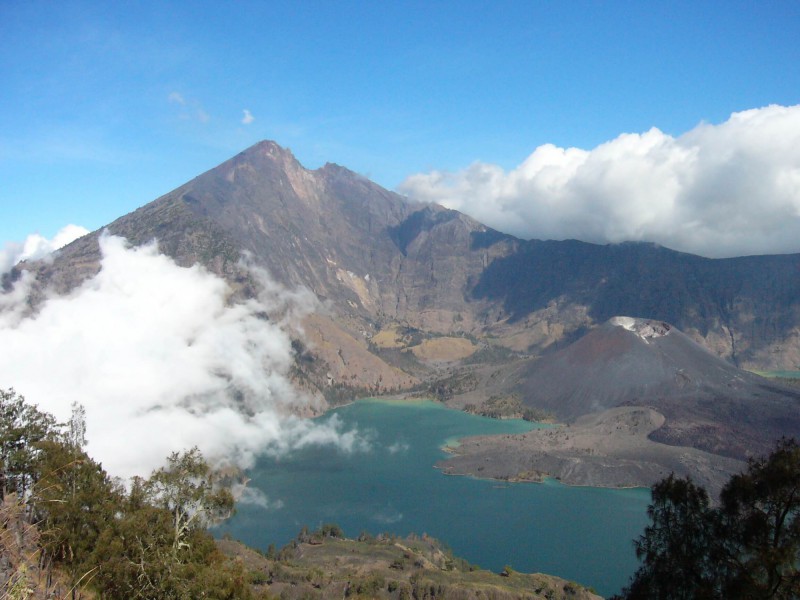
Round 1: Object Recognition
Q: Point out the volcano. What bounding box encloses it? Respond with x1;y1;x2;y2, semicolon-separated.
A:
11;141;800;472
517;317;800;460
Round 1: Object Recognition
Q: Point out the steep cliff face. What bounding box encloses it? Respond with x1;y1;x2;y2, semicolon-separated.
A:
17;140;800;397
473;240;800;369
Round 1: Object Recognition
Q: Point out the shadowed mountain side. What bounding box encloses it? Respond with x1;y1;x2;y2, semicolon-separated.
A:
515;317;800;460
12;140;800;399
473;239;800;368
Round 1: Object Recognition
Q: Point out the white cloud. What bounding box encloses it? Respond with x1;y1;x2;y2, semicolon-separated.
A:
242;109;255;125
399;104;800;258
167;91;186;105
0;234;363;480
1;224;90;275
168;92;210;124
229;484;284;511
372;508;403;524
387;440;409;454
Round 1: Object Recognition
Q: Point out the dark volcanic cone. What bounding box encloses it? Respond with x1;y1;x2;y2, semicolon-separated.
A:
518;317;742;421
517;317;800;460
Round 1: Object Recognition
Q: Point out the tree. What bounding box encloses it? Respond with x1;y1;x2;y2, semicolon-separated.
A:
0;388;58;499
718;438;800;599
0;391;250;599
617;475;720;599
615;438;800;599
33;440;121;598
92;452;249;600
145;447;234;559
66;402;87;450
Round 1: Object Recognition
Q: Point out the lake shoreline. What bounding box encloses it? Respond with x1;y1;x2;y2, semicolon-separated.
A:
219;398;650;598
437;405;745;498
324;394;666;490
326;396;660;492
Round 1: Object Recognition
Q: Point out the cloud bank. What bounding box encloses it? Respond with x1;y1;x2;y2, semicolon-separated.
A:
0;234;363;480
1;224;89;275
400;104;800;258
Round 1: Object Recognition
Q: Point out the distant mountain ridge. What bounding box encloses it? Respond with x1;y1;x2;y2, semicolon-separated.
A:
22;140;800;373
474;238;800;368
14;140;800;426
13;139;800;487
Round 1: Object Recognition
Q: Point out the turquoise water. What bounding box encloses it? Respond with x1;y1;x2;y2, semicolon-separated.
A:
217;399;650;597
757;370;800;379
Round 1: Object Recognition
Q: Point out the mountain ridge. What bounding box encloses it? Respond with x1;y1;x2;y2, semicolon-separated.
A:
10;140;800;489
15;140;800;380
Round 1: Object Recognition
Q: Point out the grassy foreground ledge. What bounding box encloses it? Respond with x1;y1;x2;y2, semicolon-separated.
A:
217;527;602;600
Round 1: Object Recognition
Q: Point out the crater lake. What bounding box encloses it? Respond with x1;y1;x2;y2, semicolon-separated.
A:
216;399;651;597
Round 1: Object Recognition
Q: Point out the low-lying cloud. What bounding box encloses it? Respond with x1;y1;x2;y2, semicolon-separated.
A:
230;484;285;511
400;104;800;258
1;224;89;275
0;234;364;480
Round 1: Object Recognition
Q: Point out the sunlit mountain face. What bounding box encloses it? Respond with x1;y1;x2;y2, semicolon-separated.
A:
5;140;800;487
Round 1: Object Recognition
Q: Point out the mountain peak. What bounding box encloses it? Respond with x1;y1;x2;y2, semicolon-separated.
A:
229;140;302;171
231;143;367;186
244;139;294;156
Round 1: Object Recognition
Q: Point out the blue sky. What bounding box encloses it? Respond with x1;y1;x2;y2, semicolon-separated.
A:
2;1;800;256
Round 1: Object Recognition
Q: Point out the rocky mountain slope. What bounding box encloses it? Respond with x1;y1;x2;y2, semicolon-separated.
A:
514;317;800;459
441;317;800;495
18;141;800;380
9;140;800;488
19;141;519;399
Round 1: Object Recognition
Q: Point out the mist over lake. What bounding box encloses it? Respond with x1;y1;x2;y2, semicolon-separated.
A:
217;400;650;597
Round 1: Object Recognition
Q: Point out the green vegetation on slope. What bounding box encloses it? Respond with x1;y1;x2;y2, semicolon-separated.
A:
463;395;554;422
1;387;252;600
